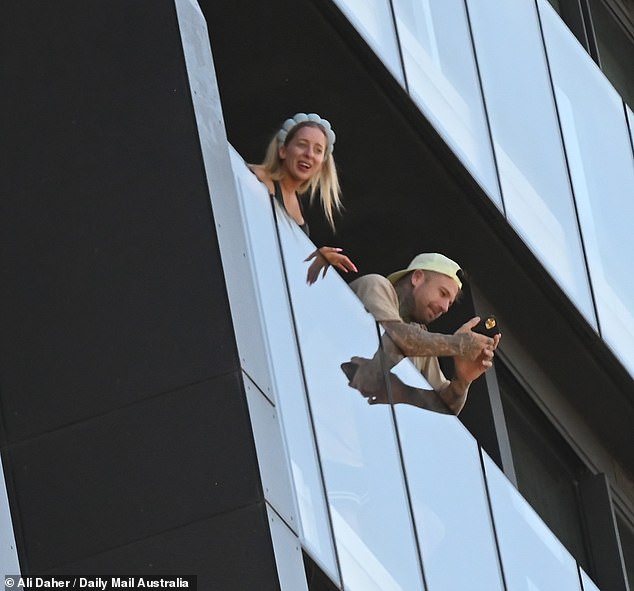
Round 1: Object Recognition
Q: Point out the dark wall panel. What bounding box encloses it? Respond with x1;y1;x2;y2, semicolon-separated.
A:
7;374;262;572
46;505;281;591
1;0;237;441
0;0;278;583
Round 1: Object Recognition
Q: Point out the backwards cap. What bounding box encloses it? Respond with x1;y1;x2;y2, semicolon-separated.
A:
387;253;463;289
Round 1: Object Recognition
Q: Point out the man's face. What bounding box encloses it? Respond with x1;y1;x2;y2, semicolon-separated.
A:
409;269;459;324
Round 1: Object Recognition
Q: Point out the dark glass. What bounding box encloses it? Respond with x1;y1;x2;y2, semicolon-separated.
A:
497;363;592;572
548;0;563;14
616;512;634;588
588;0;634;107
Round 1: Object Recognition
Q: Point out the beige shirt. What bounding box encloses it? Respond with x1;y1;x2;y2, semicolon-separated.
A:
349;274;450;392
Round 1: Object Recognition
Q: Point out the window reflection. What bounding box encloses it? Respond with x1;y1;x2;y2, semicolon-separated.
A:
391;0;502;205
395;407;505;590
331;0;405;84
616;511;634;589
497;363;592;572
580;569;601;591
587;0;634;108
547;0;562;13
273;202;425;591
342;330;467;415
466;0;596;326
230;150;340;579
539;0;634;375
483;454;585;591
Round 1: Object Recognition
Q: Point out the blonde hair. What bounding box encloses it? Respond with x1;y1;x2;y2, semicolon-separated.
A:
260;121;342;231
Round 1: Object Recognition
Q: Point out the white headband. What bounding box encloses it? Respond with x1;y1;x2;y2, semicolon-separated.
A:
277;112;336;156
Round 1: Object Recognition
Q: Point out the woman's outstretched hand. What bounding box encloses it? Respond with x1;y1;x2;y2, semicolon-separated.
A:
305;247;358;285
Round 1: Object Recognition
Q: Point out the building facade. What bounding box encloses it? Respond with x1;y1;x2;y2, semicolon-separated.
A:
2;0;633;589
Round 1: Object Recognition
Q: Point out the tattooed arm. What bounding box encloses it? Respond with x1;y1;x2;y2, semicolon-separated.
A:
347;317;499;414
382;318;494;361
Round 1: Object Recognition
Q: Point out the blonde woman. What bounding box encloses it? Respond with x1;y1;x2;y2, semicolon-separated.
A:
250;113;357;284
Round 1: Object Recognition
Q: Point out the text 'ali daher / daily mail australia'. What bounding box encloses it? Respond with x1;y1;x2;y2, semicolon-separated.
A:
3;576;196;590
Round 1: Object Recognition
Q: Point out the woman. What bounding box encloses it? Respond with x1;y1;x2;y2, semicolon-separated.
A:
250;112;357;284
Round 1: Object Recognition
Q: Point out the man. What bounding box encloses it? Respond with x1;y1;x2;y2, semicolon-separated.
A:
344;253;500;414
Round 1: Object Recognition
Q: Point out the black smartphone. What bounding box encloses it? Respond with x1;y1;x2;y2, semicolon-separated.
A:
473;315;500;337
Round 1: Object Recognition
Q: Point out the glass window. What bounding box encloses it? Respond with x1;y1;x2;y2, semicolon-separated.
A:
497;363;592;572
230;151;340;581
548;0;562;13
580;568;601;591
391;0;502;206
304;552;341;591
616;511;634;588
394;391;505;590
274;208;425;591
0;457;20;573
465;0;597;327
331;0;405;85
587;0;634;108
543;0;593;51
483;453;585;591
539;0;634;377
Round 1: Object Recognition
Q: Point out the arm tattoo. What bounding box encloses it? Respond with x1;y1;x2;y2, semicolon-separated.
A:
383;322;464;358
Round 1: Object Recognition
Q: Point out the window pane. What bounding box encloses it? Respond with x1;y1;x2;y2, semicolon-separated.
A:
395;396;505;590
391;0;502;206
0;456;20;573
547;0;562;14
466;0;596;327
498;363;591;571
483;453;584;591
616;512;634;589
331;0;405;85
275;208;425;591
579;568;601;591
539;0;634;377
587;0;634;108
230;150;340;580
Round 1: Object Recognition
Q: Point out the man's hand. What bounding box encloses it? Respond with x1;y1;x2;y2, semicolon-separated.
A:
346;355;384;394
342;358;405;405
453;317;496;360
453;317;501;383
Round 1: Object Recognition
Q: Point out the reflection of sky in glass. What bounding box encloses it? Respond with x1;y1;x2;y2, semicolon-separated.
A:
483;455;584;591
230;150;340;581
539;0;634;376
232;150;596;589
466;0;596;327
331;0;404;84
392;0;502;206
0;456;20;573
396;406;505;590
275;207;424;591
580;569;601;591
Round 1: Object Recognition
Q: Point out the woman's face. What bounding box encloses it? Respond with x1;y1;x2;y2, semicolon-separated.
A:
279;125;327;183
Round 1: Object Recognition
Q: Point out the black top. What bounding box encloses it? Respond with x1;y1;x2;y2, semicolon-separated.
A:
273;180;310;236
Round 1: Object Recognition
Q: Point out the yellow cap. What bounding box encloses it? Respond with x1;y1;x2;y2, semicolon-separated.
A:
387;253;462;289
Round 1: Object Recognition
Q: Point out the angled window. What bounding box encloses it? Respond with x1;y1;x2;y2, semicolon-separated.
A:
496;362;592;572
546;0;634;107
587;0;634;107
